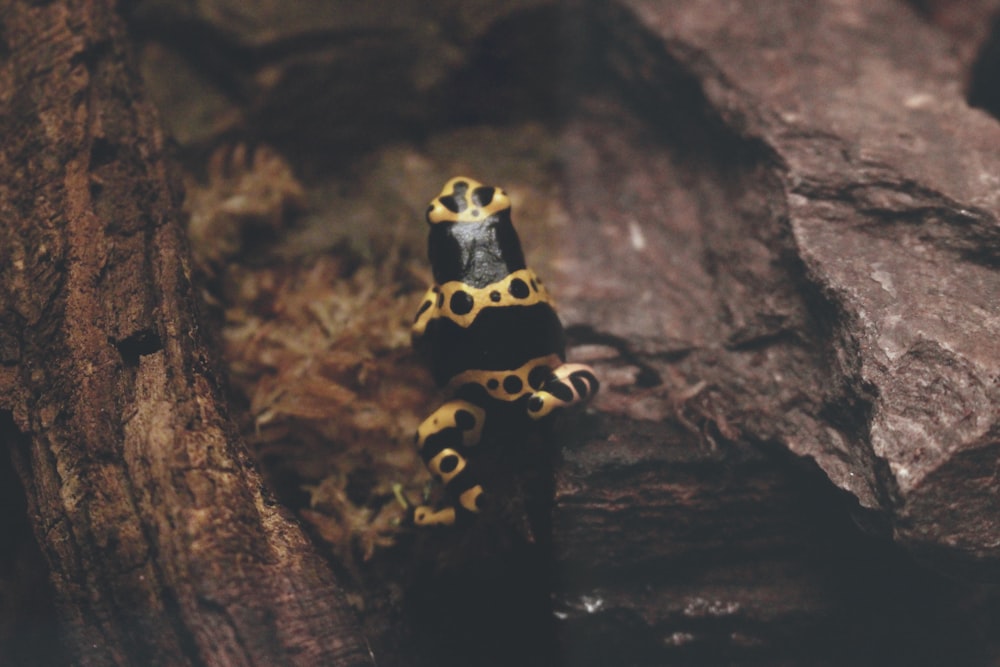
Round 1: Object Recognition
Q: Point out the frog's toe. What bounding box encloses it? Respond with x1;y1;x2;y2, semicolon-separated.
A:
527;363;599;419
412;505;458;527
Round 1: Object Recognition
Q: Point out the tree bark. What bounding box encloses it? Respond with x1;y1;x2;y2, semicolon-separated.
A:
0;1;373;664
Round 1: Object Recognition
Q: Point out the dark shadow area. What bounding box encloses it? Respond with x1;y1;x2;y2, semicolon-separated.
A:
401;536;557;667
426;5;602;128
768;451;1000;667
0;413;67;667
969;13;1000;119
126;3;604;174
555;437;1000;667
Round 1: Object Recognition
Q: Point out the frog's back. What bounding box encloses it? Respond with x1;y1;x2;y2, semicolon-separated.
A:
415;177;566;390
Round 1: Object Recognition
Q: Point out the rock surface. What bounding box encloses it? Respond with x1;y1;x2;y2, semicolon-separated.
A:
545;1;1000;661
602;0;1000;568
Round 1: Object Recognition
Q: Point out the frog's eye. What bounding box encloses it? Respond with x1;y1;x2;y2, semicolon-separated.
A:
426;196;463;224
439;193;465;214
472;186;495;207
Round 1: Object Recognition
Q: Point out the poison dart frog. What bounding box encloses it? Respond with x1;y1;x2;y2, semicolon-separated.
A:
401;177;599;527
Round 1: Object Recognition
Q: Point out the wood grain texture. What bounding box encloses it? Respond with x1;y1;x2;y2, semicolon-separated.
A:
0;1;373;664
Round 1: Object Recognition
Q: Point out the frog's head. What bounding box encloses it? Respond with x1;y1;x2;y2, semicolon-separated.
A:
426;176;511;225
425;176;526;286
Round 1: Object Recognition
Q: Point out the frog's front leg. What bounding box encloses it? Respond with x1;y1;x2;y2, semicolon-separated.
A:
411;285;440;343
526;363;600;420
410;399;489;527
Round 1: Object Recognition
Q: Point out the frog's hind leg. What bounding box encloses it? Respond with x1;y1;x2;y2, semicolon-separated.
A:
526;363;599;420
410;399;489;527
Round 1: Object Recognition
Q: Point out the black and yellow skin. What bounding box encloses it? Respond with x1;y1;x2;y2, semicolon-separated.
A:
407;177;599;527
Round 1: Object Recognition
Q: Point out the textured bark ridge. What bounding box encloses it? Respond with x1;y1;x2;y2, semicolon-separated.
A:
0;2;372;665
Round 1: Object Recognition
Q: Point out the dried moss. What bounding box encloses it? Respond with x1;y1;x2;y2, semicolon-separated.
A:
185;144;438;566
182;126;565;568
